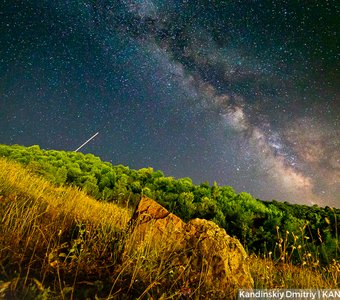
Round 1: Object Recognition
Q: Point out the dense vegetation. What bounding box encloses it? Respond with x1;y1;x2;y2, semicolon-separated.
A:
0;144;339;265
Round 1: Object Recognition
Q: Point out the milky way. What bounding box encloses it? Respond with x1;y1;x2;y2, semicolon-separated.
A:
1;1;339;207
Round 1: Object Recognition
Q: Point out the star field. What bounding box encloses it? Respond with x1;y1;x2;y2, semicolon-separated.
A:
0;0;339;207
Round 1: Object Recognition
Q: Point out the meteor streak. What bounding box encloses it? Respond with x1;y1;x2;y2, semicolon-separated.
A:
74;132;99;152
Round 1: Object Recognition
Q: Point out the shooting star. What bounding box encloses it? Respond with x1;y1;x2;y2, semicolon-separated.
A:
75;132;99;152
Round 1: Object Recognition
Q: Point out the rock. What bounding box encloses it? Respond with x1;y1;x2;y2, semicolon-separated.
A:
124;196;254;298
129;196;185;234
184;218;254;296
127;196;186;249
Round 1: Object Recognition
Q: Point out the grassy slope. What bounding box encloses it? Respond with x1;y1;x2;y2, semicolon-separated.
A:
0;158;338;299
0;158;132;299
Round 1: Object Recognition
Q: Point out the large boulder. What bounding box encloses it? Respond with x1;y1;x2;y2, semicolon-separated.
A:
124;196;254;298
184;218;254;295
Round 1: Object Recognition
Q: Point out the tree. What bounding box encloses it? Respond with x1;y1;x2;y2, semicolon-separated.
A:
196;196;217;220
177;192;196;221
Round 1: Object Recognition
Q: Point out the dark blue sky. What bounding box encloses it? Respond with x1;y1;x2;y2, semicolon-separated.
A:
1;0;339;207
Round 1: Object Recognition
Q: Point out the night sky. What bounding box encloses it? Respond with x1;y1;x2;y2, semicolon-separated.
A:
1;1;339;207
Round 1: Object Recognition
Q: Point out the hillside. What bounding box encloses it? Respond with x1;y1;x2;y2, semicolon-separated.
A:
0;157;339;299
0;144;339;264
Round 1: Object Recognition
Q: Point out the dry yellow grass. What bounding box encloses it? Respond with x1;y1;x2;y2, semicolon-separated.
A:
248;226;339;289
249;254;339;289
0;158;132;299
0;157;131;230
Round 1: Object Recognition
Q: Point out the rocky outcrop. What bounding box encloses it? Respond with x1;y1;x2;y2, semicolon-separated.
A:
124;196;254;298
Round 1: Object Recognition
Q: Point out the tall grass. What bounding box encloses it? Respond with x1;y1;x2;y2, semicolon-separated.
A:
0;158;132;299
249;226;339;289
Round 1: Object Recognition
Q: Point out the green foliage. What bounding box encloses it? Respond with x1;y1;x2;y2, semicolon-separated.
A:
0;144;339;264
176;192;196;221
